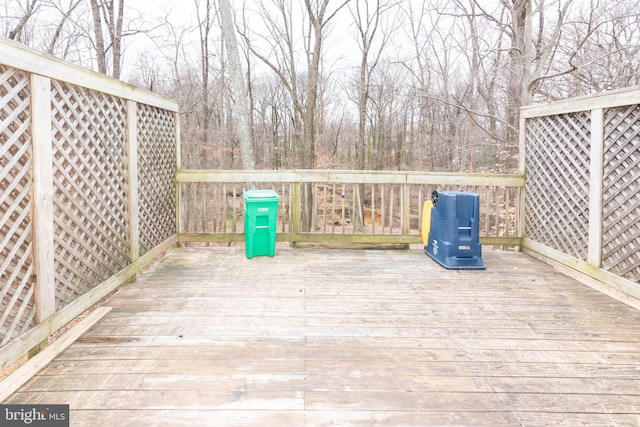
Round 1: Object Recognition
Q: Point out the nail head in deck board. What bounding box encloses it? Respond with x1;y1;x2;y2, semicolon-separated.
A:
5;248;640;426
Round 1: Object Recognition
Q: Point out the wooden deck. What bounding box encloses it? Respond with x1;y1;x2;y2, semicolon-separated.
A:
5;248;640;426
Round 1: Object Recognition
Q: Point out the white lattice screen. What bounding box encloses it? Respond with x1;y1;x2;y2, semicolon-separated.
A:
524;90;640;294
50;80;130;308
137;104;177;255
0;65;36;345
1;38;179;359
525;112;591;261
602;105;640;282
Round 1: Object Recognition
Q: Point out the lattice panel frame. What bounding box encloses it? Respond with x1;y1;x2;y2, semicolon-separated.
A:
137;104;176;255
0;65;36;345
602;105;640;282
525;113;591;261
51;80;130;308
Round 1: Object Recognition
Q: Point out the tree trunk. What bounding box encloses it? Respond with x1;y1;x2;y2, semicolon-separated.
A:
8;0;39;42
218;0;255;170
195;0;214;167
47;0;82;54
89;0;107;74
506;0;531;150
303;13;322;169
357;50;368;170
112;0;124;79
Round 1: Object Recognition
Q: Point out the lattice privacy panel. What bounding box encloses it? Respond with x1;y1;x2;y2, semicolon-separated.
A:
0;65;36;345
602;105;640;282
51;81;130;309
137;104;176;255
525;113;591;261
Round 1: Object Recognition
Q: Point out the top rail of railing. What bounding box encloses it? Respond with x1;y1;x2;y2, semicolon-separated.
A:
177;169;525;186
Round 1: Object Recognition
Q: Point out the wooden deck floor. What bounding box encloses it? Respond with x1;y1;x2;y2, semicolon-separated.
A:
5;247;640;426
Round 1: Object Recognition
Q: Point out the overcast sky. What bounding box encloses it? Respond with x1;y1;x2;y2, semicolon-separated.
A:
120;0;395;83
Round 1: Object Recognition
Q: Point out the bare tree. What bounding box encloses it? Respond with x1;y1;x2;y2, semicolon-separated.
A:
45;0;83;54
7;0;39;42
541;0;640;97
89;0;125;78
240;0;303;164
88;0;155;78
239;0;350;230
218;0;255;170
460;0;575;147
349;0;398;170
242;0;350;169
193;0;216;166
302;0;352;168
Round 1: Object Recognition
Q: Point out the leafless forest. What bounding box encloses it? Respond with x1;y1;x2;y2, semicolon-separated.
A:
3;0;640;173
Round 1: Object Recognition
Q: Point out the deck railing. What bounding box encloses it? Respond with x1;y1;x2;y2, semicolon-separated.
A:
0;38;178;371
177;170;524;247
521;86;640;301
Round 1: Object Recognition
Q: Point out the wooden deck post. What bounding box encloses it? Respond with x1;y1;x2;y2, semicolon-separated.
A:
588;108;604;268
518;116;527;241
30;75;55;324
401;181;410;235
291;180;302;240
126;100;140;263
175;112;182;238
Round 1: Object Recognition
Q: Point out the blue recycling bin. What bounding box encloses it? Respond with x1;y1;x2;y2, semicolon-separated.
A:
425;191;485;270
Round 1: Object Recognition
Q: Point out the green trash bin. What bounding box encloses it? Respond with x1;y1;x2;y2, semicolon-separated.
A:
243;189;280;259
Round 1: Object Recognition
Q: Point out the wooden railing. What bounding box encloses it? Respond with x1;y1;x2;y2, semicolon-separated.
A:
177;170;525;247
0;37;178;371
521;86;640;302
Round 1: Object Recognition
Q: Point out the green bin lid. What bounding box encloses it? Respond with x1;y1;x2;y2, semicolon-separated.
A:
243;189;280;201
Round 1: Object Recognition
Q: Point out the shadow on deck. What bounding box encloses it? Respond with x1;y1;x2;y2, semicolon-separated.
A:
5;248;640;426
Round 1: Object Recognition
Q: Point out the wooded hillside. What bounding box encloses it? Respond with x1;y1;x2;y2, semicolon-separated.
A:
3;0;639;172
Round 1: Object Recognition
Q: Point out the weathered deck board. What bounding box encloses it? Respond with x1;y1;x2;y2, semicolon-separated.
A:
5;247;640;426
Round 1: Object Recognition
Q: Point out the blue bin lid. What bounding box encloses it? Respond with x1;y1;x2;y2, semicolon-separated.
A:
243;189;280;201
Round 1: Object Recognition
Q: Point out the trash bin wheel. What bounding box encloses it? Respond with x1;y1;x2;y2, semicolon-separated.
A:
431;190;439;207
